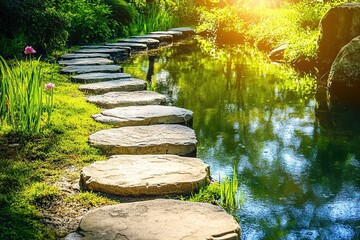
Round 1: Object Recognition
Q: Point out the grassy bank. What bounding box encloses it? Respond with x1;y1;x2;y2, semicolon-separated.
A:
0;61;118;239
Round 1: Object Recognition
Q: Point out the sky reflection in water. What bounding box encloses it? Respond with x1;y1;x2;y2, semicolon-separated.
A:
123;39;360;239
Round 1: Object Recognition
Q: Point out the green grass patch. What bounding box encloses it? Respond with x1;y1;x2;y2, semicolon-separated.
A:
0;60;108;239
66;191;118;209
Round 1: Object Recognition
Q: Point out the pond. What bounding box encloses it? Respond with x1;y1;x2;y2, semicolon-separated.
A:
122;38;360;240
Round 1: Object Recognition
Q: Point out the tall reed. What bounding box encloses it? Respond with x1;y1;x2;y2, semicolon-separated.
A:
219;167;242;215
0;51;51;133
129;4;176;35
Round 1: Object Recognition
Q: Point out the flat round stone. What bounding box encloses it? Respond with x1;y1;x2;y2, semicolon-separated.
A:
79;78;146;94
89;124;197;156
75;48;129;57
168;27;196;37
151;31;183;40
60;53;111;59
106;42;148;51
80;154;210;196
70;199;240;240
118;38;160;49
71;72;131;83
79;45;131;55
60;65;121;75
92;105;193;127
131;34;173;43
58;58;113;66
87;91;166;108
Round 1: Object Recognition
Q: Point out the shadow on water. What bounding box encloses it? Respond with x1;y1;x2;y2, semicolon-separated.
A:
122;38;360;240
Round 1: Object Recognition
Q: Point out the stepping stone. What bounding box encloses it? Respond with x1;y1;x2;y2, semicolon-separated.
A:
80;45;131;55
79;78;146;94
75;48;129;58
130;34;173;44
92;105;193;127
106;42;148;52
168;27;196;37
87;91;166;108
60;65;121;75
60;53;111;60
118;38;160;49
66;199;240;240
151;31;183;41
58;58;113;66
80;154;210;196
71;72;131;83
89;124;197;156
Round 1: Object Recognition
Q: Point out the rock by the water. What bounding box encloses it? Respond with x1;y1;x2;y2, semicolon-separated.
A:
69;199;240;240
58;58;113;66
130;34;173;44
118;38;160;49
168;27;195;37
268;44;287;62
327;35;360;102
71;72;130;83
80;154;210;196
89;124;197;156
92;105;193;127
60;53;111;60
105;42;148;51
318;3;360;67
87;91;166;108
151;31;183;41
78;78;146;94
60;65;121;75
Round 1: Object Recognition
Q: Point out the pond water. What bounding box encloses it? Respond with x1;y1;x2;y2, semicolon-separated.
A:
122;38;360;240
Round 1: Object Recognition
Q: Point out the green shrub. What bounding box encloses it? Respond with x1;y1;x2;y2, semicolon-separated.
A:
60;0;118;44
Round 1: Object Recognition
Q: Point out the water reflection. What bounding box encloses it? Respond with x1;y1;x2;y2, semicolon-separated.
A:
123;39;360;239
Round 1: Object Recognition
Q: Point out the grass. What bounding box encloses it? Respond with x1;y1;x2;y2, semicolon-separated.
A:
0;61;112;239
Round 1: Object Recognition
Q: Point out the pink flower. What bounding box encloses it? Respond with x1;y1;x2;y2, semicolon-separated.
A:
24;46;36;55
44;83;55;89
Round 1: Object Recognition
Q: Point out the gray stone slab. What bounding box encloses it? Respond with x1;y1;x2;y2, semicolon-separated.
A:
79;78;146;94
92;105;193;127
89;124;197;156
105;42;148;51
80;45;131;54
60;53;111;60
75;48;129;58
67;199;240;240
118;38;160;49
58;58;114;66
80;154;210;196
151;31;184;41
87;91;166;108
60;65;121;75
168;27;196;37
71;72;131;83
130;34;173;44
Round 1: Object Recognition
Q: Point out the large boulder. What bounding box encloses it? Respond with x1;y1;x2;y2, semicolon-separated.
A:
318;3;360;67
327;35;360;103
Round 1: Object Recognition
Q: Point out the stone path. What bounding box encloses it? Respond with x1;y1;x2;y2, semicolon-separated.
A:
60;27;240;239
92;105;193;127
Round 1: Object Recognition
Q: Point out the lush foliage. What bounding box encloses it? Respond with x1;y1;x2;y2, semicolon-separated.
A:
0;0;194;57
196;0;360;63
